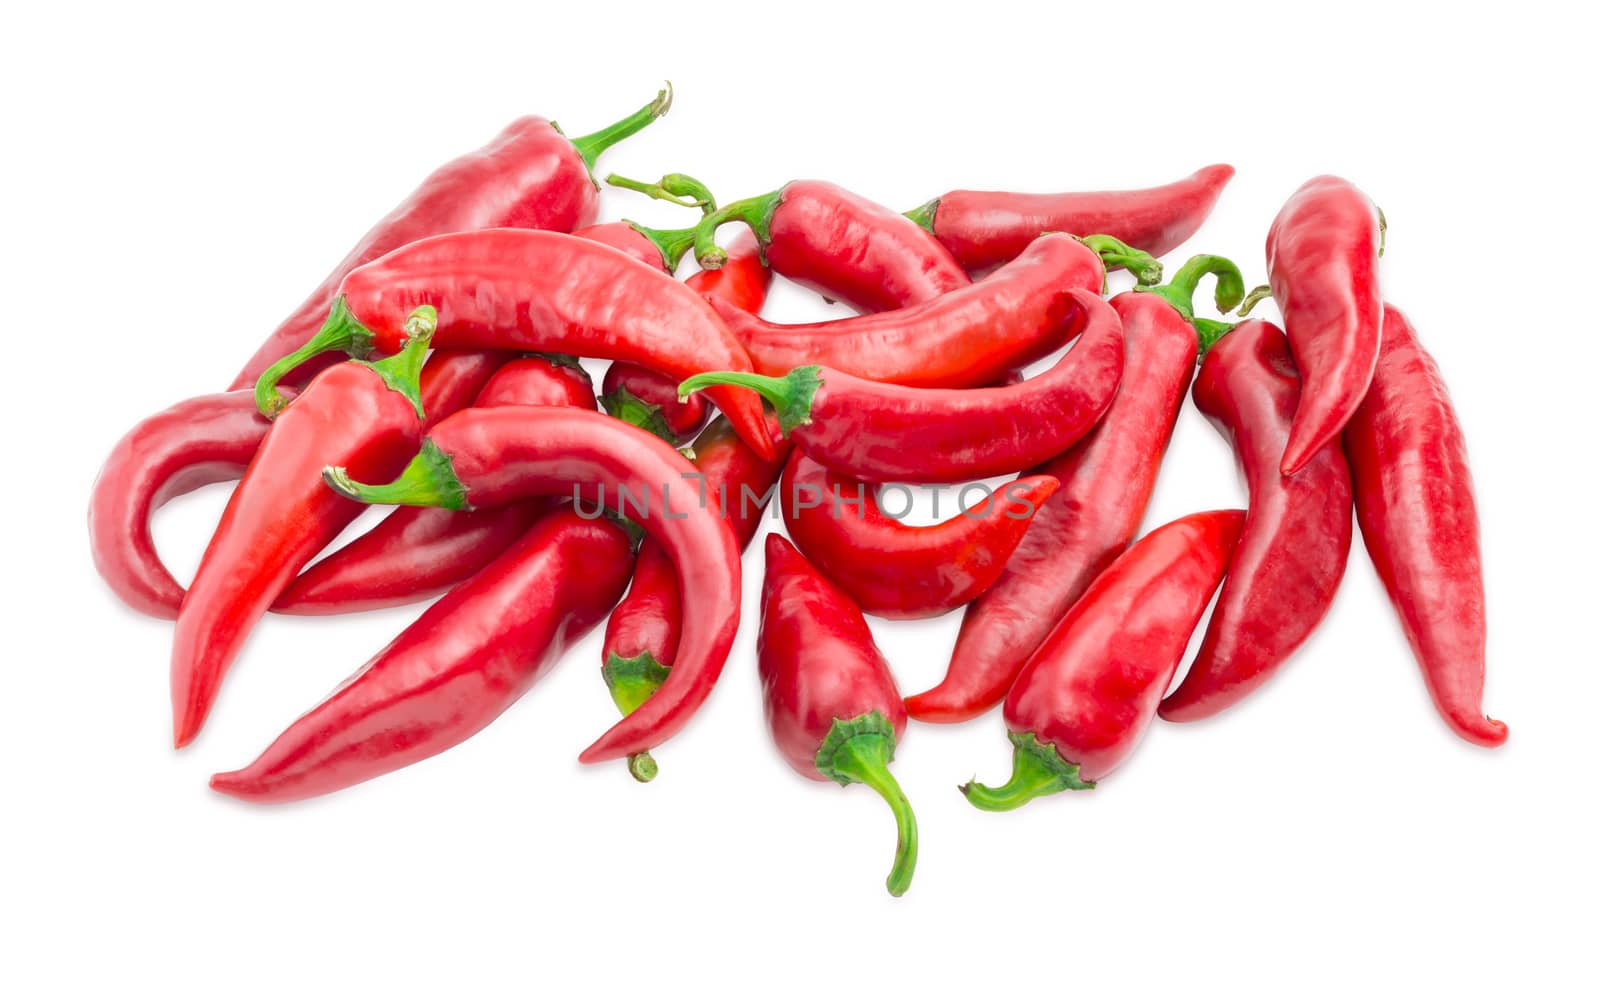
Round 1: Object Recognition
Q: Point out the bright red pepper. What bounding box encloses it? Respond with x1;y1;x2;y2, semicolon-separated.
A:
684;231;770;315
906;164;1235;276
1158;319;1354;721
601;361;709;445
325;406;744;765
1343;305;1506;747
906;256;1245;722
759;534;918;897
171;320;436;746
210;509;634;803
680;287;1124;483
779;452;1059;619
963;510;1244;811
1262;175;1384;474
251;229;776;461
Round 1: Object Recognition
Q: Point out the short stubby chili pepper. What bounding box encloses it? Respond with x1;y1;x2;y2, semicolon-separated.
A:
1262;175;1384;475
211;508;635;803
1158;320;1354;721
1344;305;1506;747
705;233;1152;388
688;179;969;313
779;452;1059;620
272;355;597;615
759;534;919;897
251;229;776;461
963;510;1244;811
324;406;744;765
171;315;437;747
680;286;1124;484
602;361;709;445
906;255;1246;722
905;164;1235;276
232;86;672;390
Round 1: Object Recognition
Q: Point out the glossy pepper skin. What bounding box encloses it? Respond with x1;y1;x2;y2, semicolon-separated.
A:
963;510;1244;811
681;287;1124;483
1265;175;1384;474
907;164;1234;276
779;452;1059;620
907;256;1246;722
759;535;918;897
252;229;775;461
232;87;672;390
325;406;743;765
171;323;435;747
272;355;596;615
692;179;969;312
1159;320;1353;721
1343;306;1506;747
210;509;634;803
602;361;709;445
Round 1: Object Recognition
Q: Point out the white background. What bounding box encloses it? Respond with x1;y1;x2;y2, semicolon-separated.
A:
3;1;1596;988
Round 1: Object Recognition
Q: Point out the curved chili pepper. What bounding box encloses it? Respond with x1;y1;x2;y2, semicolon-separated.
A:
779;452;1059;620
252;229;776;461
601;361;709;445
323;406;744;765
172;318;436;746
233;86;671;390
1262;175;1384;474
905;164;1234;276
272;355;596;615
1343;305;1506;747
705;233;1150;387
906;256;1245;722
1158;320;1353;721
680;287;1124;484
759;534;918;896
211;508;634;803
963;510;1244;811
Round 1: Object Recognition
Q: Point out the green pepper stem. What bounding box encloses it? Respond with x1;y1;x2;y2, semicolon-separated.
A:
828;732;918;897
624;221;700;273
254;295;373;418
602;652;672;784
322;438;468;510
903;197;940;233
1135;254;1249;355
360;308;436;419
677;366;821;436
1236;284;1272;318
568;83;673;174
601;384;682;443
960;732;1093;812
691;188;782;269
605;172;717;214
1078;234;1164;286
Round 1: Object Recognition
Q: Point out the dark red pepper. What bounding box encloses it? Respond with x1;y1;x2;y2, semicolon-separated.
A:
1343;305;1506;747
601;361;710;445
905;164;1235;276
1158;319;1354;721
210;508;634;803
963;510;1244;810
759;534;918;897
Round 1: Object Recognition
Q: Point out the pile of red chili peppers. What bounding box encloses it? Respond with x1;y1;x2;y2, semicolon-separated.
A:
90;84;1506;897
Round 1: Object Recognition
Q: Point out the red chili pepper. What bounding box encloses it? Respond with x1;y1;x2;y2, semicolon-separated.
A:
680;286;1124;483
759;534;918;897
905;164;1235;276
251;229;776;461
779;452;1059;619
601;361;709;445
684;231;771;315
272;355;596;615
963;510;1244;810
172;318;436;746
233;87;672;390
906;256;1245;722
1158;319;1354;721
324;406;744;765
1260;175;1384;474
210;508;634;803
1343;305;1506;747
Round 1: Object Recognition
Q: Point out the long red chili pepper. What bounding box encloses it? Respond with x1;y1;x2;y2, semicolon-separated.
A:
1158;319;1354;721
905;164;1235;276
680;287;1124;483
251;229;776;461
323;406;743;765
171;317;436;746
210;508;634;803
759;534;918;897
1343;305;1507;747
272;355;596;615
1261;175;1384;474
779;452;1059;619
963;510;1244;811
905;255;1246;722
